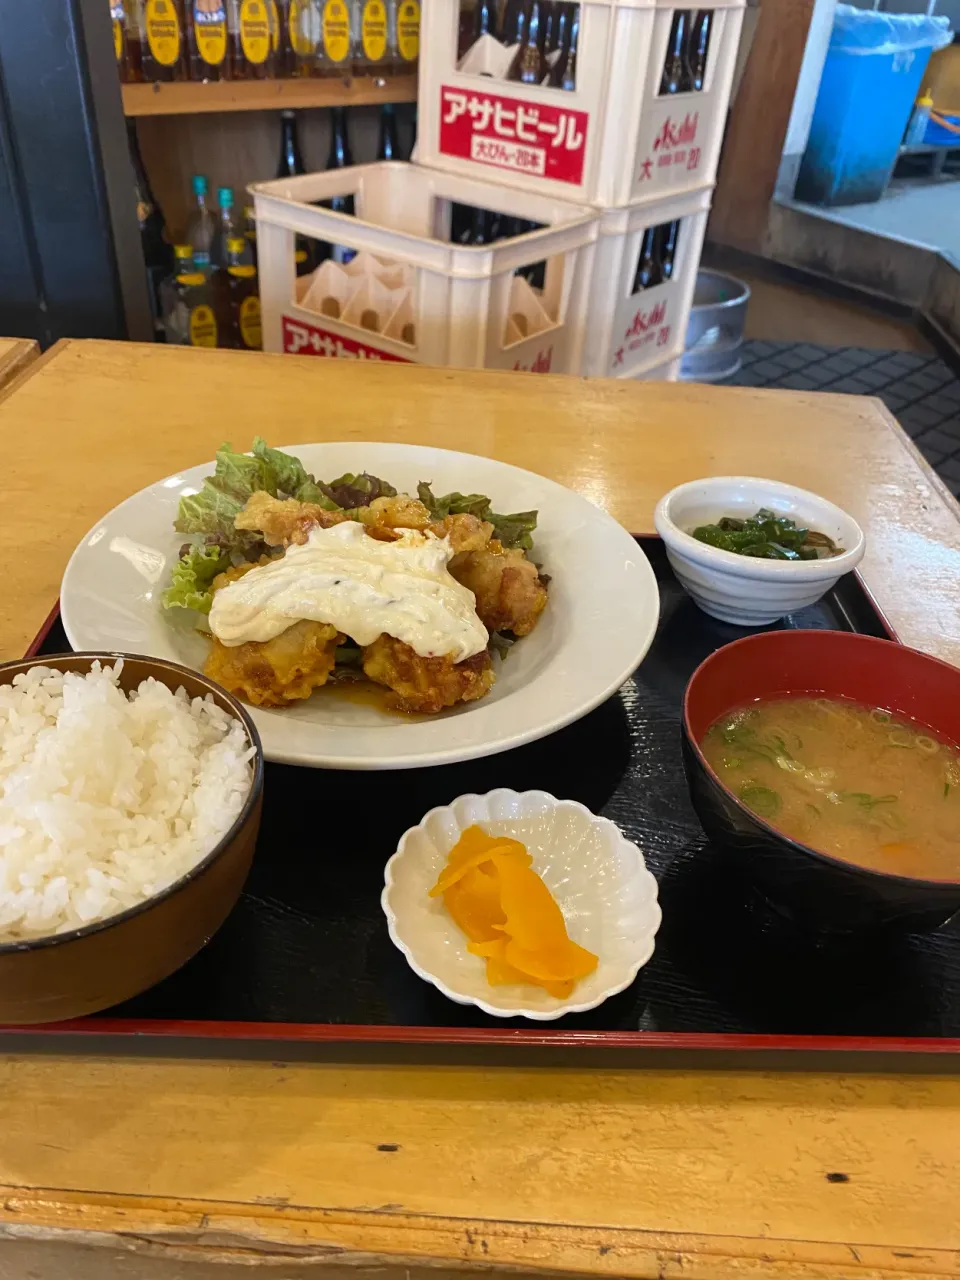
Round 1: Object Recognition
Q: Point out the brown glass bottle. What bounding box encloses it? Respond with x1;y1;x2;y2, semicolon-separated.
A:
229;0;275;78
227;237;262;350
686;8;712;91
499;0;526;45
112;0;144;81
141;0;188;80
186;0;230;79
317;0;353;74
548;1;576;88
657;220;680;281
632;226;661;292
508;0;544;82
660;8;691;94
287;0;321;72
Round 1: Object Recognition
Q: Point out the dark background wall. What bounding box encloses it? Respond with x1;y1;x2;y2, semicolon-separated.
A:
0;0;152;345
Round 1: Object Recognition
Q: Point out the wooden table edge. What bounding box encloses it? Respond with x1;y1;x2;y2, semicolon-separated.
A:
0;338;40;400
2;1186;957;1279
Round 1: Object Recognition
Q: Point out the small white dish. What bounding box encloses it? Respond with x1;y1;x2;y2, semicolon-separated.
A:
60;442;659;770
381;789;661;1020
653;476;866;626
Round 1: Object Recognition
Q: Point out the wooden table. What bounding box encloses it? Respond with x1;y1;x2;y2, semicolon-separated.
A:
2;339;960;1280
0;337;38;393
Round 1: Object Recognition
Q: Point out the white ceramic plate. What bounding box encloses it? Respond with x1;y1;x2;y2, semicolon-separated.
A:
61;443;659;770
382;789;662;1020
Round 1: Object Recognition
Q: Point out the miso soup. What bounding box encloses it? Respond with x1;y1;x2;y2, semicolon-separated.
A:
700;696;960;880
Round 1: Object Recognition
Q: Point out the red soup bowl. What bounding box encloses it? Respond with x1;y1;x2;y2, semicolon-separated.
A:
682;630;960;934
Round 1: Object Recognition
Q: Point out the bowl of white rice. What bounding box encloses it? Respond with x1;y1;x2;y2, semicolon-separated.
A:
0;652;262;1024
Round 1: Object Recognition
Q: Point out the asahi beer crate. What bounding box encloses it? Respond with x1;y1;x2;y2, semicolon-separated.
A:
250;161;598;373
580;185;709;377
416;0;744;207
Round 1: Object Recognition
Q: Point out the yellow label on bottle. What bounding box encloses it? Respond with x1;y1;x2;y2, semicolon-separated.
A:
189;304;218;347
269;0;280;49
229;264;257;277
290;0;320;54
396;0;419;61
322;0;350;64
239;295;262;349
111;2;124;59
193;0;227;64
240;0;271;63
361;0;387;61
295;248;308;263
145;0;182;65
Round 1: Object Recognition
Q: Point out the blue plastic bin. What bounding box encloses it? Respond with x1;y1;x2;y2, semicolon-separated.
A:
795;5;951;206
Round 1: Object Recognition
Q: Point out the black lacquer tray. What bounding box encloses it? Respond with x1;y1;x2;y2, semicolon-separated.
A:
10;538;960;1065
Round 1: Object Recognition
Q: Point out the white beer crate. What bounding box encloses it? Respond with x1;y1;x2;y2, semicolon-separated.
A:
416;0;744;207
626;354;681;381
250;161;598;374
581;185;710;377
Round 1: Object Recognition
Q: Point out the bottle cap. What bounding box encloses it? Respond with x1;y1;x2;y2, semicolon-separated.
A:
218;186;234;207
174;244;193;257
192;174;208;196
918;88;934;107
226;236;245;252
244;205;255;219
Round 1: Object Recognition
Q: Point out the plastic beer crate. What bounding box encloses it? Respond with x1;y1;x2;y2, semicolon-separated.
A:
580;185;710;377
416;0;744;207
250;161;598;373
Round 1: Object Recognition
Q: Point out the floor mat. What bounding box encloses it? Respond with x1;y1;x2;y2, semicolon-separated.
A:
723;341;960;498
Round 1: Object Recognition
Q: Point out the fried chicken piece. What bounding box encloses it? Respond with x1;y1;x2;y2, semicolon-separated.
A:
205;619;343;708
449;542;548;637
235;491;346;547
429;513;494;553
362;634;495;714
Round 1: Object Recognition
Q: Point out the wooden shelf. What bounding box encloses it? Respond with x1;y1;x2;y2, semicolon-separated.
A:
122;73;418;116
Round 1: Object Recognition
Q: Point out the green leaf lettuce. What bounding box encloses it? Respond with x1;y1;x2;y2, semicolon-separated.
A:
161;544;229;614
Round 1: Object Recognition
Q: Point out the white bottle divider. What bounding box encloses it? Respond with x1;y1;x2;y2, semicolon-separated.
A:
251;160;599;373
416;0;744;207
581;185;711;378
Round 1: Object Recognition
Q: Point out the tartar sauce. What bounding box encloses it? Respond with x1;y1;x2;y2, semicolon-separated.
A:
208;521;488;661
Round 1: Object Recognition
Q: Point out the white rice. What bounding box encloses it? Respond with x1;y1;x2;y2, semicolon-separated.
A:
0;661;254;942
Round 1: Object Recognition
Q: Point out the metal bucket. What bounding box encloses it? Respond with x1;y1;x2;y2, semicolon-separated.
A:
680;269;751;382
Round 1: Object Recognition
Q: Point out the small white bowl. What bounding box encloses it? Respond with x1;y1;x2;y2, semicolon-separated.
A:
653;476;866;626
382;789;661;1020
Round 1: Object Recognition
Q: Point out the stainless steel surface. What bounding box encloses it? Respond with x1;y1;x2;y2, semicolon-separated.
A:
681;269;751;382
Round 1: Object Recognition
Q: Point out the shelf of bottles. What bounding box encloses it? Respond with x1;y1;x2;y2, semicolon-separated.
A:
113;0;420;112
136;97;407;349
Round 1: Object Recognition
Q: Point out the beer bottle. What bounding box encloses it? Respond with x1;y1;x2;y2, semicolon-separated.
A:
276;112;315;275
186;174;217;275
141;0;187;80
112;0;143;82
225;236;262;350
320;107;356;265
499;0;526;46
474;0;495;41
287;0;322;73
657;220;679;281
277;108;307;174
243;205;258;268
187;0;230;78
686;9;712;91
659;9;690;95
359;0;390;73
508;0;544;82
377;102;402;160
632;226;661;292
230;0;275;77
128;121;172;337
548;1;576;89
392;0;420;71
467;205;490;245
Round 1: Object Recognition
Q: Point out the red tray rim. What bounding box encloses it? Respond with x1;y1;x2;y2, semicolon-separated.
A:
11;568;928;1056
